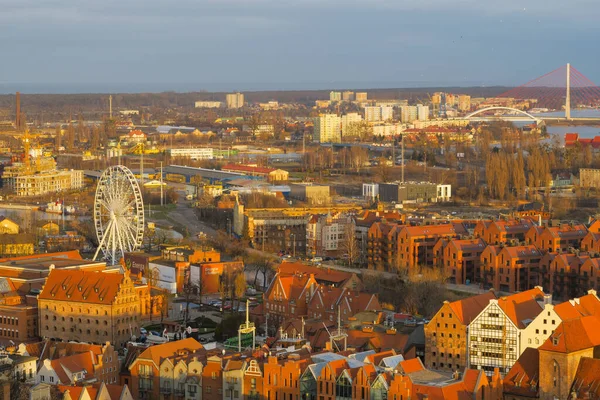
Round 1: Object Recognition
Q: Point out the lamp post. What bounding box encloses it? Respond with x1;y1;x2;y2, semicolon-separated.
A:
290;233;296;258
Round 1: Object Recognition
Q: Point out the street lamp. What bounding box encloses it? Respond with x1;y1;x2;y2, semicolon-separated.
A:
290;233;296;258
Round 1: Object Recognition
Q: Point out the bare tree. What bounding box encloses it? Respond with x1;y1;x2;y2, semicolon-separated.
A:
341;222;360;267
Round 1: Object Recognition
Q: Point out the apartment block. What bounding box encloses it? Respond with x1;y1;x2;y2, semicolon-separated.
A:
526;223;588;253
479;245;542;292
313;114;341;143
433;238;486;285
396;223;467;270
14;169;84;197
474;218;535;245
226;92;244;109
306;212;355;258
367;221;403;271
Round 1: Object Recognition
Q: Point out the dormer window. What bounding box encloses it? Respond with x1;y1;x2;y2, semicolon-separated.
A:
552;336;559;346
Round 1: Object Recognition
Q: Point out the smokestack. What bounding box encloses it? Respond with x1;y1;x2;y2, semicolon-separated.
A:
15;92;21;131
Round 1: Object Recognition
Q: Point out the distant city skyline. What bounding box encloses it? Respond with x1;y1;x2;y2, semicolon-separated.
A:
2;0;599;93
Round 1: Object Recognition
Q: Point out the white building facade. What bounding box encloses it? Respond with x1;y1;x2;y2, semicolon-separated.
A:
226;93;244;109
362;183;379;201
169;148;214;160
313;114;341;143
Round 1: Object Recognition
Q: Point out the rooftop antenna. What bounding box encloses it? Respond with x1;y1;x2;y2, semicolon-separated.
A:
323;305;348;352
238;301;256;352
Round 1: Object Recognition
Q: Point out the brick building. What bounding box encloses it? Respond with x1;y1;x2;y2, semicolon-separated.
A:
526;223;588;253
424;291;496;372
38;269;141;348
396;223;467;270
539;252;591;300
433;238;486;285
474;218;534;245
366;221;402;271
479;245;542;292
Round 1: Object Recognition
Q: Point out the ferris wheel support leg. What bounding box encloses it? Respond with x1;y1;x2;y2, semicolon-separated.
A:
93;218;113;261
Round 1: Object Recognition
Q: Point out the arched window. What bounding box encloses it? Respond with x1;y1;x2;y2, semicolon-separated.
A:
553;360;560;391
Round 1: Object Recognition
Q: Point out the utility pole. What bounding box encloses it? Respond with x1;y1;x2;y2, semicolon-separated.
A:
140;147;144;187
565;63;571;120
401;133;405;183
160;161;164;206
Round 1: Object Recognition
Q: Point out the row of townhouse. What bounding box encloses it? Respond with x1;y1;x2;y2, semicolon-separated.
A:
124;337;504;400
425;286;600;378
366;216;600;299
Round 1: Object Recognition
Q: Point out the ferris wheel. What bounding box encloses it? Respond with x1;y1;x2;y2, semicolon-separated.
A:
93;165;145;265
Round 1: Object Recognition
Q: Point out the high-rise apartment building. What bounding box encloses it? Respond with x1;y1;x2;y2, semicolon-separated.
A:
226;92;245;109
342;91;354;101
381;105;394;121
400;106;418;123
417;104;429;121
458;95;472;112
366;106;394;122
341;112;363;137
329;91;342;102
355;92;368;102
364;106;382;122
313;114;341;143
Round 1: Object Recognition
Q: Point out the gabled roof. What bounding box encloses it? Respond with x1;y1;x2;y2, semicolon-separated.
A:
497;288;544;329
448;291;496;325
502;245;541;259
503;347;539;398
278;261;353;284
449;238;487;253
571;357;600;399
398;358;425;374
132;338;205;369
364;350;395;366
39;269;126;305
539;315;600;353
401;223;467;237
51;351;95;384
554;291;600;320
544;224;588;239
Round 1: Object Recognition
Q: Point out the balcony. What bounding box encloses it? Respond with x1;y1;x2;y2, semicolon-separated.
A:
160;387;172;394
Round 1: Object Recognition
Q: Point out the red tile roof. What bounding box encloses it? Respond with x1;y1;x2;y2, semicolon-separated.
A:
503;347;539;397
39;269;126;305
134;338;205;367
448;291;497;325
539;315;600;353
571;357;600;399
554;292;600;320
497;288;544;328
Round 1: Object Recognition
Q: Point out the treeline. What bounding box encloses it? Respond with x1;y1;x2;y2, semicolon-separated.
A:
484;142;600;201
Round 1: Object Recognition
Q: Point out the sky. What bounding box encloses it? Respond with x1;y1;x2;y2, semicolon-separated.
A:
1;0;599;93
